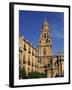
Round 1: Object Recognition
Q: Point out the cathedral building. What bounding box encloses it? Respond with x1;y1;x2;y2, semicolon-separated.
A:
19;18;64;79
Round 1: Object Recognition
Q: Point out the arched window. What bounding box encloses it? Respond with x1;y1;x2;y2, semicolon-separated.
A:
44;33;46;38
28;47;31;53
32;50;34;56
43;48;46;55
32;59;34;66
23;54;26;64
28;56;30;65
24;43;26;50
48;39;50;42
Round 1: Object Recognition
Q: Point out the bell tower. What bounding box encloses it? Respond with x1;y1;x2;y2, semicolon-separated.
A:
38;18;52;66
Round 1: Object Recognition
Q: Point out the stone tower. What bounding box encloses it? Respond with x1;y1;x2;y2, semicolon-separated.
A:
38;18;52;67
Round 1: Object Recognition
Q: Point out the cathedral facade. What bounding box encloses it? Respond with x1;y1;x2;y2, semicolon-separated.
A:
19;19;64;79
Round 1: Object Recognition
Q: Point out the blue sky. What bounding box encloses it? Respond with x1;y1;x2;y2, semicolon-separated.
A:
19;10;64;55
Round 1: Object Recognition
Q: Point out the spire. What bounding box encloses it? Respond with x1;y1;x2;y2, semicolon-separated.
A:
43;18;48;26
42;18;48;29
